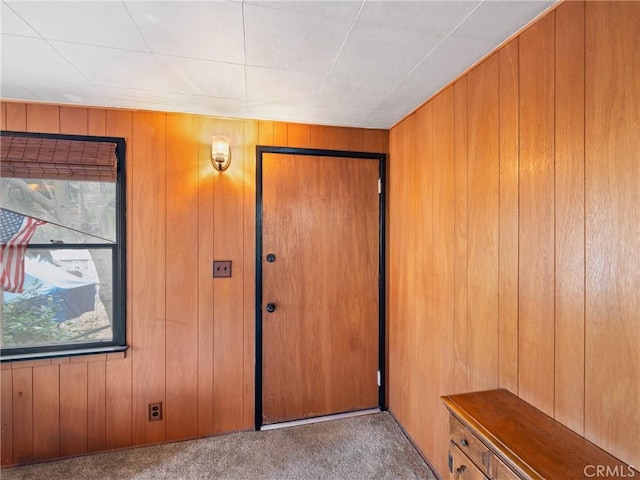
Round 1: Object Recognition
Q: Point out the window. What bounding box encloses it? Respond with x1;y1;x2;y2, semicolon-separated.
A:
0;132;126;361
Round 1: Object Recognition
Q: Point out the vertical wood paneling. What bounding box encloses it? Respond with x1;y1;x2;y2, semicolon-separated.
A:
88;109;106;136
0;101;7;129
431;88;456;476
131;112;167;445
387;123;409;418
324;126;350;150
242;120;258;429
104;110;133;451
5;103;26;130
453;78;469;394
498;39;520;394
2;101;388;466
197;117;215;436
258;121;274;146
585;0;640;467
212;119;245;433
413;104;433;453
12;367;33;464
518;12;555;416
467;54;500;391
310;126;324;148
165;114;199;441
287;123;310;148
86;361;106;452
32;365;59;459
59;363;88;456
59;106;88;135
26;104;59;133
1;367;13;466
273;122;287;146
554;0;585;435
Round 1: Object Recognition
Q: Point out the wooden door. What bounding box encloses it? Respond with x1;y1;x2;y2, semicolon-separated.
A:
260;152;380;425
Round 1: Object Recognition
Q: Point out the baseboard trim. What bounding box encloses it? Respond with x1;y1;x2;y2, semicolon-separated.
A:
260;408;381;431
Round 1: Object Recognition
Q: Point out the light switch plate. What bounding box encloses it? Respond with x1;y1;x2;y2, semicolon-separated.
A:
213;260;232;278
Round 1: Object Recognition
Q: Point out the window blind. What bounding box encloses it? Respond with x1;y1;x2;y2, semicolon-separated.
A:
1;134;118;181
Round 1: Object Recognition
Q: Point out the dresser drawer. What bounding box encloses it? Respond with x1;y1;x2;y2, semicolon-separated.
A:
450;442;489;480
492;453;522;480
450;416;492;475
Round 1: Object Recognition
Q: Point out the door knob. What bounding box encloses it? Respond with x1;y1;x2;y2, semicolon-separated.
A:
266;303;276;313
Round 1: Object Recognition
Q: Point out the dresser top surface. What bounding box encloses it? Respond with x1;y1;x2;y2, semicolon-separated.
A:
442;389;636;480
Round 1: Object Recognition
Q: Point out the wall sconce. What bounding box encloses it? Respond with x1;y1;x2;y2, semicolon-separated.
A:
211;135;231;171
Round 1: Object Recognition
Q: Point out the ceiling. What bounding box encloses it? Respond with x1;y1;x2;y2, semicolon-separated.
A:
1;0;554;129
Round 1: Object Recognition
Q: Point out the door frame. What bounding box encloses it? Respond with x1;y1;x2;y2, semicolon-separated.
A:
255;146;387;430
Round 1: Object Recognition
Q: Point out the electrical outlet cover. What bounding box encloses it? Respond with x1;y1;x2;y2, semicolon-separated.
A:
213;260;232;278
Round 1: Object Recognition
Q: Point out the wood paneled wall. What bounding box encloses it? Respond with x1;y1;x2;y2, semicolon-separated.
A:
388;2;639;477
0;102;387;466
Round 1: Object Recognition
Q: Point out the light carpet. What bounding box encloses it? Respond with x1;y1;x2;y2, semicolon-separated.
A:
1;412;437;480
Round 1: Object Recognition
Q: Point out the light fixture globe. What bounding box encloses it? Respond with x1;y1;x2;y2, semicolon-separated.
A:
211;135;231;171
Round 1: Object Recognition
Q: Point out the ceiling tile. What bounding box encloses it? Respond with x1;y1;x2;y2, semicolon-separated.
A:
1;34;87;83
100;86;196;112
330;21;443;81
306;105;370;127
124;1;245;63
0;76;39;101
242;101;310;123
6;1;149;51
155;55;245;99
3;76;111;106
315;75;394;111
244;1;363;22
455;1;555;41
402;34;499;97
360;110;406;129
358;1;480;35
50;42;175;92
1;2;39;37
246;66;324;103
244;4;351;73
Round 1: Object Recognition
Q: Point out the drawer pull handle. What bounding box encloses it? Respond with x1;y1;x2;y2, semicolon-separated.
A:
456;465;467;473
460;438;469;447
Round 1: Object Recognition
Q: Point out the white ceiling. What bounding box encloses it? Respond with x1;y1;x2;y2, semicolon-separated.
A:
0;0;554;129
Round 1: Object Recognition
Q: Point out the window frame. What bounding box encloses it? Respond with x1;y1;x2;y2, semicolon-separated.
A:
0;131;127;362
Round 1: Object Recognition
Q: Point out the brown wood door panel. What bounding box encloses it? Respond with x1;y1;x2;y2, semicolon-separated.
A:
261;153;380;425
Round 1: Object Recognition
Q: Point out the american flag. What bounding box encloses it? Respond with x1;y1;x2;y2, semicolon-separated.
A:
1;208;46;293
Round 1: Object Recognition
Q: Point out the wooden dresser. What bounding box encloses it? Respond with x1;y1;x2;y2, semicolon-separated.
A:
441;389;638;480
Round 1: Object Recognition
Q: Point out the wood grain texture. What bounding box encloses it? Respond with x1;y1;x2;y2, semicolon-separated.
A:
87;361;106;452
33;365;59;459
59;106;88;135
212;119;245;433
585;0;640;467
131;111;166;446
262;154;379;423
242;120;258;429
0;368;13;465
5;103;26;131
453;77;469;395
498;39;520;394
165;114;199;441
1;101;388;465
287;123;310;148
273;122;287;146
518;11;555;416
26;104;59;133
413;102;434;455
467;54;500;392
0;101;7;130
431;87;456;476
554;0;585;435
324;126;350;150
59;363;88;457
196;117;215;436
12;367;33;464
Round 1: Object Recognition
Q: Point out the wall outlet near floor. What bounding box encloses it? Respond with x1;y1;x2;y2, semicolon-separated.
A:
149;402;162;421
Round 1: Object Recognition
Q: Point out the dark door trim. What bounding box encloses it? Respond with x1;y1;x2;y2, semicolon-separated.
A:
255;146;387;430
